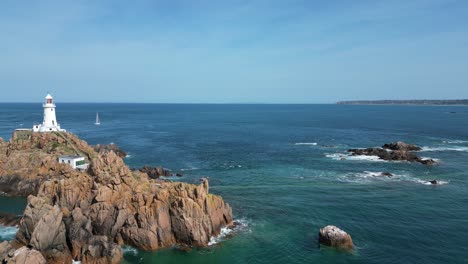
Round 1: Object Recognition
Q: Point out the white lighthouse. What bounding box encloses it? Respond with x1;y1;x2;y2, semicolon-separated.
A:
32;93;66;132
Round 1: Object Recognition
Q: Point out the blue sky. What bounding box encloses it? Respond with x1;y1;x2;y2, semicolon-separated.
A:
1;0;467;103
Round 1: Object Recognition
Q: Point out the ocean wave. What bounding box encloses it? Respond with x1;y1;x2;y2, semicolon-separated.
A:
339;171;448;185
125;154;132;158
326;153;384;162
443;140;468;144
0;225;18;241
421;146;468;152
208;218;250;246
294;142;317;146
122;245;138;255
180;167;200;171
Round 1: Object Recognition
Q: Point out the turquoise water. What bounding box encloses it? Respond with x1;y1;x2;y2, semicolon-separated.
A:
1;104;468;263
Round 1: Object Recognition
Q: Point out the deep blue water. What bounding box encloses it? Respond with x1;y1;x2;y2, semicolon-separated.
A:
1;103;468;263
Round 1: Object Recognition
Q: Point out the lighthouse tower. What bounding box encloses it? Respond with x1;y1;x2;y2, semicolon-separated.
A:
32;93;65;132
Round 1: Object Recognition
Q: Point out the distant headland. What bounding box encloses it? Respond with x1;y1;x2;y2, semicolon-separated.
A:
336;100;468;106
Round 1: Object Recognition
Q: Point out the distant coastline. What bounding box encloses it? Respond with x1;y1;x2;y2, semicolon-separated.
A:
336;100;468;106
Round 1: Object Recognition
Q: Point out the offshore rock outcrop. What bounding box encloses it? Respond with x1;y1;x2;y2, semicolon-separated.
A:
318;225;353;250
348;142;435;165
0;131;233;263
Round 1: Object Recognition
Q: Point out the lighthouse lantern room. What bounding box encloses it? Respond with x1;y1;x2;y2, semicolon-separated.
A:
32;93;66;132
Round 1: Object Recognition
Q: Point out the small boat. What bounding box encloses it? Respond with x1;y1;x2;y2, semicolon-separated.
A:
94;112;101;125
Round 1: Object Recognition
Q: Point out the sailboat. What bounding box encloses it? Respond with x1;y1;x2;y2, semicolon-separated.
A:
94;112;101;125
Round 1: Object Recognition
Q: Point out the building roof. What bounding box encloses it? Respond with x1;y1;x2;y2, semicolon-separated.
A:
45;93;53;99
59;155;83;159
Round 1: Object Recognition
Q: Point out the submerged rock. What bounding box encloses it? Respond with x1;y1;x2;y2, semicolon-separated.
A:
380;172;393;177
318;225;353;250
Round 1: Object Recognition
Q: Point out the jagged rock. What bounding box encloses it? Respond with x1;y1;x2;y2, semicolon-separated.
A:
1;245;46;264
348;142;435;165
138;166;181;179
380;172;393;177
92;144;127;158
319;225;353;250
0;211;21;226
1;131;233;263
382;141;422;151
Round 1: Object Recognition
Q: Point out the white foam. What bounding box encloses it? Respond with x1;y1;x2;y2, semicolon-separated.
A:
125;154;132;158
416;180;449;185
208;219;249;246
0;225;18;241
443;140;468;144
72;260;82;264
180;167;199;171
421;146;468;152
339;171;448;186
295;142;317;146
208;227;233;246
326;153;384;162
122;245;138;255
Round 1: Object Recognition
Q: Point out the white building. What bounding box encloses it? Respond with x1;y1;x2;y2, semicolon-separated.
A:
58;155;88;170
32;93;66;132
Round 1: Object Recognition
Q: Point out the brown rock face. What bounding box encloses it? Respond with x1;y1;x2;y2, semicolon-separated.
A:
0;212;21;226
0;243;46;264
92;144;127;158
319;225;353;250
138;165;181;179
0;131;233;263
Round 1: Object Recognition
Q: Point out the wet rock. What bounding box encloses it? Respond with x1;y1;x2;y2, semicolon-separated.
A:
138;166;175;179
319;225;353;250
348;141;435;165
380;172;393;177
427;180;438;185
0;211;21;226
382;141;422;151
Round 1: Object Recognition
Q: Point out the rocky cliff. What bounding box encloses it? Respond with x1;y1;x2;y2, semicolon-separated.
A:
0;131;233;263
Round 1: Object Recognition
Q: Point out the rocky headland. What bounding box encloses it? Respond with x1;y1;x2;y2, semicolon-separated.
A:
348;141;436;165
0;131;233;263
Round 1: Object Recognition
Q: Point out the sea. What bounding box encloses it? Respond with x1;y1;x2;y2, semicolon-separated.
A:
0;103;467;264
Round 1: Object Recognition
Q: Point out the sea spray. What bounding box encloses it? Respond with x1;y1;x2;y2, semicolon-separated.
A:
208;219;250;246
0;225;18;241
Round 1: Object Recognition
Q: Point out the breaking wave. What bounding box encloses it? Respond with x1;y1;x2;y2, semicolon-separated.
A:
122;245;138;255
208;219;250;246
443;140;468;144
294;142;317;146
421;146;468;152
339;171;448;185
0;225;18;241
326;153;384;162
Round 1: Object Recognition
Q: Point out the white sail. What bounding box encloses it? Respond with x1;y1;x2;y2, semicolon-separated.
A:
94;112;100;125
